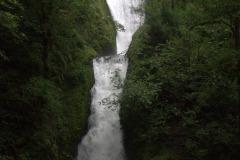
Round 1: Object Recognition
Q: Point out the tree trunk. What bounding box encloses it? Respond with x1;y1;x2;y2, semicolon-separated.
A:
234;18;240;104
40;1;51;77
42;29;50;77
172;0;175;9
233;17;239;50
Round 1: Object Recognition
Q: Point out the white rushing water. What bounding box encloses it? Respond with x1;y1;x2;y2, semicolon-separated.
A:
77;0;144;160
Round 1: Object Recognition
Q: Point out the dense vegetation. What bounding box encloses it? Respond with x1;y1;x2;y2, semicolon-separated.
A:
0;0;115;159
121;0;239;159
1;0;239;159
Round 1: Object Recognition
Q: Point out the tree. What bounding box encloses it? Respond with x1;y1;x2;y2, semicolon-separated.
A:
0;0;23;60
191;0;240;50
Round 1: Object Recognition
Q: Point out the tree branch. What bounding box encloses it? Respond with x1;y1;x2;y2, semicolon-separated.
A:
190;19;234;32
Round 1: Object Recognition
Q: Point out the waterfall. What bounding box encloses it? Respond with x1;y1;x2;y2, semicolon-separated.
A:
77;0;144;160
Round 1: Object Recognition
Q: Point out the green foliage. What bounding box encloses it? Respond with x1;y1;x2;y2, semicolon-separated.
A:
120;0;239;159
114;20;125;32
0;0;23;41
145;0;179;45
0;51;9;61
75;0;116;55
0;0;115;159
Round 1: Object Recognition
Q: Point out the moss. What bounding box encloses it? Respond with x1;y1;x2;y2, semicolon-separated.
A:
80;0;116;56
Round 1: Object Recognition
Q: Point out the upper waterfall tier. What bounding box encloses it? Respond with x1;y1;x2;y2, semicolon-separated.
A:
106;0;144;54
